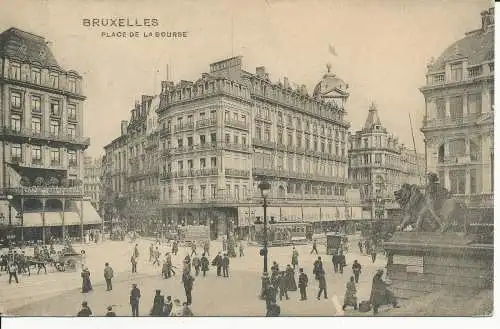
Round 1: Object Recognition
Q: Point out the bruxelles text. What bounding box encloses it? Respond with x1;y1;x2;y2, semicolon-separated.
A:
83;18;159;27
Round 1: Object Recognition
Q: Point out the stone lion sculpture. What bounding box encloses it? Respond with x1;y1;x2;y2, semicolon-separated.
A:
394;175;468;233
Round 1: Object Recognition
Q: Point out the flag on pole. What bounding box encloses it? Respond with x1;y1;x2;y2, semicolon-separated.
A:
328;44;338;56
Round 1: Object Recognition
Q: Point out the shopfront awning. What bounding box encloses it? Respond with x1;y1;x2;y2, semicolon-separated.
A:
23;212;43;227
43;212;63;227
82;201;103;225
63;212;82;226
0;201;20;225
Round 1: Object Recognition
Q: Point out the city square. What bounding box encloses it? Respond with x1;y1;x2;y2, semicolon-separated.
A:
0;0;495;319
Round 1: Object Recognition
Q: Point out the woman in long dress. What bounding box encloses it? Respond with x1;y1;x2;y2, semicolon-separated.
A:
150;289;165;316
343;276;358;310
81;267;92;293
285;264;297;292
291;247;299;269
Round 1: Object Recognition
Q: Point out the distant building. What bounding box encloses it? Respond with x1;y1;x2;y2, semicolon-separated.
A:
156;57;355;238
0;27;100;243
348;103;425;219
102;96;160;233
83;155;102;212
420;7;494;209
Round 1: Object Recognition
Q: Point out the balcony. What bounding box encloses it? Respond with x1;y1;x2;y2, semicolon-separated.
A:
0;186;84;197
197;118;216;128
160;194;250;207
223;143;251;153
160;168;218;180
174;122;194;133
0;126;90;146
252;138;275;149
422;114;484;130
224;119;248;130
225;168;250;178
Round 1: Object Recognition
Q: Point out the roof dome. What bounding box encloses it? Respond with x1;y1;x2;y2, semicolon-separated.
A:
428;8;494;72
313;63;348;98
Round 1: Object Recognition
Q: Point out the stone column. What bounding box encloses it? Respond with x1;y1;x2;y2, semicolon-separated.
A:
445;96;451;117
61;199;66;241
465;169;471;195
443;168;450;191
41;198;46;244
80;199;84;242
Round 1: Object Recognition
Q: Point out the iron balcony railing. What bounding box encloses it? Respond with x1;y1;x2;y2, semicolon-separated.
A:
0;187;85;197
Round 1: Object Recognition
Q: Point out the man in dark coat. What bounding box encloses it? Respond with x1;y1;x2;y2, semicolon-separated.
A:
370;269;399;315
192;255;201;276
182;272;195;305
358;240;363;254
352;260;362;283
338;251;346;274
130;283;141;317
310;240;318;254
172;240;179;256
212;252;223;276
313;257;323;280
264;282;277;310
134;244;140;259
298;268;308;301
222;253;230;277
317;271;328;300
104;262;114;291
131;255;138;273
278;271;289;301
200;253;209;276
77;301;92;317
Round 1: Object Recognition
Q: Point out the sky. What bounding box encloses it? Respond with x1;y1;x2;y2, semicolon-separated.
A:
0;0;493;158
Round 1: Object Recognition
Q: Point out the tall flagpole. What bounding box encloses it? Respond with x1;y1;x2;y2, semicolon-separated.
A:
408;113;422;185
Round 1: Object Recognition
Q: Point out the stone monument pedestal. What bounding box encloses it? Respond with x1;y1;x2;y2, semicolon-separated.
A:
383;232;493;300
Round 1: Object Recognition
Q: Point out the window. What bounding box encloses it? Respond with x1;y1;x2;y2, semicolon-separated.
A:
67;78;76;93
450;63;463;82
211;184;216;198
241;115;246;124
10;91;22;108
321;142;325;153
49;120;60;136
210;110;216;119
200;135;206;145
200;185;206;199
287;114;292;125
264;128;271;141
210;157;217;167
167;163;172;172
50;101;60;116
11;144;22;161
32;68;41;84
31;96;41;113
187;136;193;146
210;133;217;144
67;124;76;138
68;151;77;166
226;184;231;195
225;133;230;144
449;139;466;157
233;135;239;144
470;169;477;194
177;160;184;170
449;96;463;119
178;186;184;202
234;185;239;200
68;104;77;120
277;112;283;122
9;63;21;79
199;112;205;119
277;130;283;145
375;154;382;164
225;111;230;121
255;126;262;140
49;73;59;88
187;159;193;169
467;94;482;114
31;117;41;134
296;118;301;129
177;139;183;147
187;115;193;124
50;148;60;165
11;114;21;132
287;133;293;147
313;140;318;151
242;135;247;145
200;158;206;168
449;170;466;194
435;98;446;119
233;112;238;121
363;138;368;148
188;186;194;201
296;132;302;147
32;146;42;163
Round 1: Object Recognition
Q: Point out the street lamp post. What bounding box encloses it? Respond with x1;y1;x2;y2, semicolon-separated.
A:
258;180;271;299
6;195;15;246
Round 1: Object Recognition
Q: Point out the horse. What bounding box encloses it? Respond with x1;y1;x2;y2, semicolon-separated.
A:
394;184;468;233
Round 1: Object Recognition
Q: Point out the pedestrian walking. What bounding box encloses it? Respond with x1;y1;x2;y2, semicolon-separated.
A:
81;267;92;293
310;240;318;254
203;240;210;256
130;283;141;317
104;262;114;291
298;268;308;301
182;271;195;305
278;271;289;301
343;276;358;311
358;241;363;254
352;260;362;283
190;242;197;257
239;242;244;257
134;244;140;259
222;253;230;277
338;251;346;274
131;254;138;273
192;255;201;276
286;264;297;292
105;306;116;316
200;253;209;276
172;240;179;256
149;244;154;263
371;247;377;264
291;247;299;269
212;252;223;276
153;247;161;267
77;301;92;317
317;271;328;300
8;261;19;284
150;289;165;316
313;257;323;280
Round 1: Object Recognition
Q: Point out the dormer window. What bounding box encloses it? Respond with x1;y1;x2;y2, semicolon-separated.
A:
68;78;76;93
9;63;21;80
450;63;463;82
31;68;41;84
49;73;59;89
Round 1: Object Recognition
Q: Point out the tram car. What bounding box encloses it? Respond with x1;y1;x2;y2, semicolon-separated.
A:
254;220;312;247
326;232;348;255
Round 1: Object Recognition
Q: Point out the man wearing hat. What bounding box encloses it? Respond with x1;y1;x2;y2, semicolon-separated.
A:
77;301;92;317
370;268;399;315
105;306;116;316
129;283;141;317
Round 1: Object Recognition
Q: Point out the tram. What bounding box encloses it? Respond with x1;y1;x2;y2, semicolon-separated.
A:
254;220;313;246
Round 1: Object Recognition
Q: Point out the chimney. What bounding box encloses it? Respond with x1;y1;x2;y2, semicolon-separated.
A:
283;77;290;89
121;120;128;135
256;66;266;78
